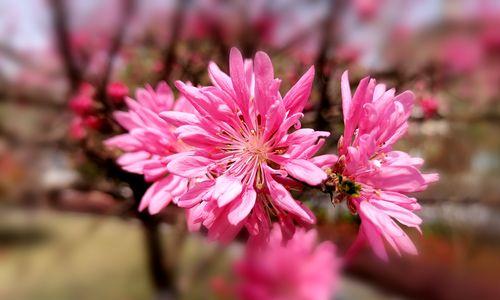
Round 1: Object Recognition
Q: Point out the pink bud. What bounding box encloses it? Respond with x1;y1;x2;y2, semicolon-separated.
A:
107;82;129;104
420;97;439;119
83;115;103;130
69;95;94;115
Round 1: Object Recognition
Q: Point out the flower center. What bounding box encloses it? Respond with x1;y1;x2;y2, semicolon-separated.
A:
243;130;269;163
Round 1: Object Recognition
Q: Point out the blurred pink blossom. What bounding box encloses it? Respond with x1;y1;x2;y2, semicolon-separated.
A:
82;115;104;130
167;48;329;244
420;97;439;119
439;36;483;74
236;226;339;300
105;82;196;214
69;116;87;140
354;0;382;21
323;71;438;260
68;83;95;115
107;81;129;104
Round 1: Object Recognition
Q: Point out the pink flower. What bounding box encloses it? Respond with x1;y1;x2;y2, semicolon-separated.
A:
354;0;382;21
107;81;129;104
420;97;439;119
69;116;87;140
105;82;195;214
323;71;438;260
69;84;95;116
439;36;483;74
235;226;339;300
167;48;330;244
82;115;104;130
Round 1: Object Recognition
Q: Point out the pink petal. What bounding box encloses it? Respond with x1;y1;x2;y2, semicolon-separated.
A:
178;181;214;208
229;48;250;113
175;125;223;148
105;134;141;151
113;111;140;130
254;51;276;116
228;188;256;225
213;175;244;207
310;154;338;168
369;165;427;192
159;111;199;127
167;154;211;177
265;170;314;223
208;62;235;98
284;159;327;186
143;160;169;182
371;200;422;228
139;177;177;213
283;66;315;115
116;151;150;166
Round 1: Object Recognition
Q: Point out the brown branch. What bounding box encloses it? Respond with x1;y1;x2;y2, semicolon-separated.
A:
95;0;136;113
157;0;188;82
49;0;81;92
314;0;346;130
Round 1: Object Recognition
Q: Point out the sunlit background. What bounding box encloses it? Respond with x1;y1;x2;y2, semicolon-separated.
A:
1;0;499;299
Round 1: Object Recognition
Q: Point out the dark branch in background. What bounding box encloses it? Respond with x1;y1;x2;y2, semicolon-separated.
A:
83;144;176;296
48;0;175;295
49;0;81;93
314;0;346;130
157;0;188;82
95;0;136;114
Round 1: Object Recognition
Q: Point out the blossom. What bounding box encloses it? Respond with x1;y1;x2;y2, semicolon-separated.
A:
354;0;382;20
82;115;104;130
68;83;99;139
235;226;339;300
107;81;129;104
323;71;438;260
69;116;87;140
439;36;483;74
105;82;195;214
420;97;439;119
166;48;330;244
68;83;95;115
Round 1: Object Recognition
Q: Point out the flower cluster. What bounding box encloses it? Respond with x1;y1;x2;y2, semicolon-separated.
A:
166;48;330;244
68;83;103;140
105;48;437;261
235;226;339;300
105;82;195;214
107;81;129;104
322;71;438;259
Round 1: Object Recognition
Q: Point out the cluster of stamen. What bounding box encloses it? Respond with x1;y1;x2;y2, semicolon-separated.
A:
214;113;276;189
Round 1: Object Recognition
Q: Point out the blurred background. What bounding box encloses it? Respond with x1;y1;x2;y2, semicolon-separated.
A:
1;0;500;299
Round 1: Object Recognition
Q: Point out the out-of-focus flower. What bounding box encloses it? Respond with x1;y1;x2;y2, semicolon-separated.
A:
481;22;500;54
235;226;339;300
82;115;104;130
69;116;87;140
166;48;330;244
105;82;195;214
439;36;483;74
354;0;382;21
107;81;129;104
322;71;438;260
69;83;95;115
68;83;99;139
420;97;439;119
